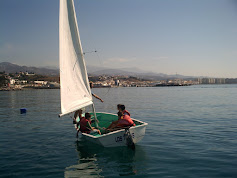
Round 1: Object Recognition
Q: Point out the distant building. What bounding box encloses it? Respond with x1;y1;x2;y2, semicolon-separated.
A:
215;78;225;84
48;82;60;88
225;78;237;84
10;79;16;85
15;80;27;85
34;81;47;85
115;79;120;86
198;78;225;84
208;78;215;84
26;72;35;76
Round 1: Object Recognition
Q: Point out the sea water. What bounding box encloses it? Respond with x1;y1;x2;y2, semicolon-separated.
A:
0;85;237;177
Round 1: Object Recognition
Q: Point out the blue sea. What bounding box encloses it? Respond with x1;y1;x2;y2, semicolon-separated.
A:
1;85;237;177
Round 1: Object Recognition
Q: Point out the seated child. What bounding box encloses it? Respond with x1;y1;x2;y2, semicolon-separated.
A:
76;110;101;135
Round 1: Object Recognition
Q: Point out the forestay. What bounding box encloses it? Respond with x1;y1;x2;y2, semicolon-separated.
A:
59;0;92;116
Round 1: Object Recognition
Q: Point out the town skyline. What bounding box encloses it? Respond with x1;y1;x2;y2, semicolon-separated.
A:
1;0;237;78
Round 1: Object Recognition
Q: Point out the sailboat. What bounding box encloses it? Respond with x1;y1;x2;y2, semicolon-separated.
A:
59;0;147;147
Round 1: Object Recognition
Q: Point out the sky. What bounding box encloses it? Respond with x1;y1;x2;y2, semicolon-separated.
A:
0;0;237;78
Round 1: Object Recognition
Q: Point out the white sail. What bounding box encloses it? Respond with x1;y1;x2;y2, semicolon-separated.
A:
59;0;92;117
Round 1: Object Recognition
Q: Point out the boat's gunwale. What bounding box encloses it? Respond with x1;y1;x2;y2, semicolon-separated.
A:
82;112;148;139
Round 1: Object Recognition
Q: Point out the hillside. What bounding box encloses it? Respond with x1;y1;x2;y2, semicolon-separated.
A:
0;62;194;80
0;62;59;75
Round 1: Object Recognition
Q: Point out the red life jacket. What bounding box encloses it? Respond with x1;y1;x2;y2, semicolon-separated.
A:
122;110;130;116
79;117;91;133
117;115;135;127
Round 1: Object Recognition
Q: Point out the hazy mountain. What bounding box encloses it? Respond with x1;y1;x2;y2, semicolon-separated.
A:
87;66;191;80
0;62;195;79
87;65;151;74
0;62;59;75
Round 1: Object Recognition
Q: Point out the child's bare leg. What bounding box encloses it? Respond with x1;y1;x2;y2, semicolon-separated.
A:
107;121;118;130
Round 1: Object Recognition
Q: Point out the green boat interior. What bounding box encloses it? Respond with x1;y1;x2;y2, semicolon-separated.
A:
87;112;142;137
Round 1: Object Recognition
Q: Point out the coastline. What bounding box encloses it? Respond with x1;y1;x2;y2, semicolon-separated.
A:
0;86;60;91
0;84;192;91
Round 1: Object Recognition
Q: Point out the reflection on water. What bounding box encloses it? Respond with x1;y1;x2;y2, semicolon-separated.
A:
65;140;147;177
65;141;102;178
65;158;102;178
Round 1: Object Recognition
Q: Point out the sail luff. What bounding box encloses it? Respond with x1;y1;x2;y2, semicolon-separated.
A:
59;0;93;116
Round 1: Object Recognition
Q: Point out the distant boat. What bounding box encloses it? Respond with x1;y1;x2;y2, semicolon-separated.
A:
59;0;147;147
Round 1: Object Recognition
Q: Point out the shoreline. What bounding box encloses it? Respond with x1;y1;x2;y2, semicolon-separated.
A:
2;83;237;91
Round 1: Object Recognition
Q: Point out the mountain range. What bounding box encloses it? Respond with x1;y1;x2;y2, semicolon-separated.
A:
87;65;190;80
0;62;59;75
0;62;193;80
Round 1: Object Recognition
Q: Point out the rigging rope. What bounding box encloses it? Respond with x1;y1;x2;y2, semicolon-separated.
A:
83;50;97;55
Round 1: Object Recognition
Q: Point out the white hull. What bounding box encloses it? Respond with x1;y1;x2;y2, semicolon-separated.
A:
80;113;148;147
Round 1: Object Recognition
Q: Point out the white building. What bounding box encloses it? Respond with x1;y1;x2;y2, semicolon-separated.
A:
34;81;47;85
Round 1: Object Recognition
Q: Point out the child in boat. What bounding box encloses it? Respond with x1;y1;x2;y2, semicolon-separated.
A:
105;105;135;131
79;113;101;134
73;110;80;125
117;111;135;128
119;104;130;116
104;104;123;130
76;110;101;135
73;109;82;132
